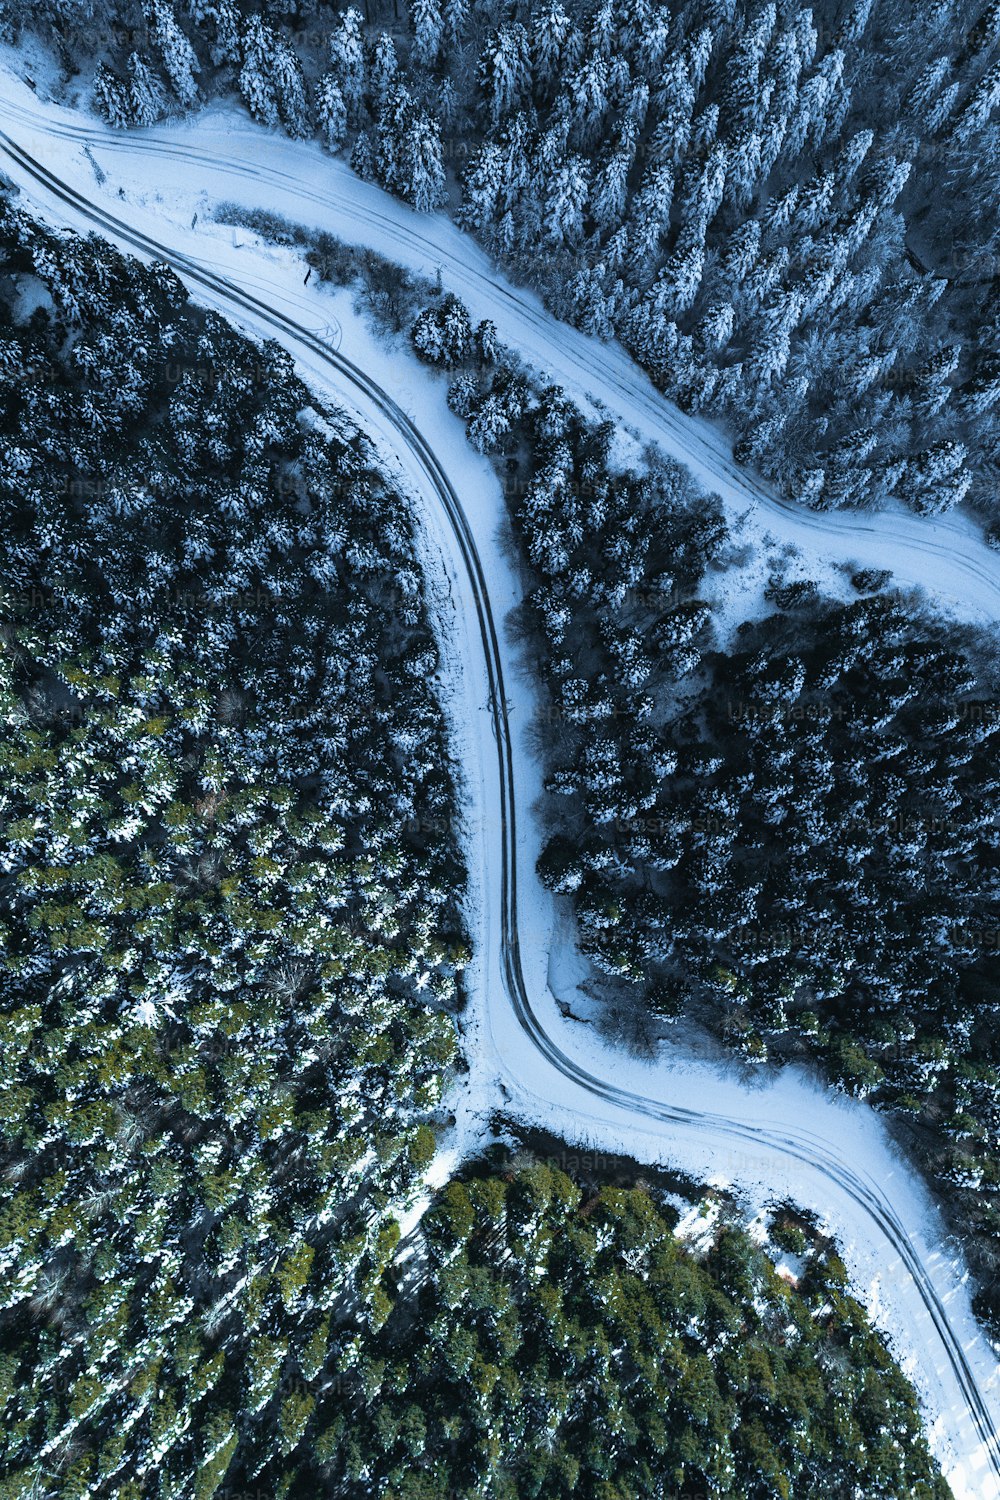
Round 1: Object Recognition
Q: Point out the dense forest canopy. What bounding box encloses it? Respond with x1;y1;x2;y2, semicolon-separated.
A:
383;279;1000;1334
0;186;467;1497
1;0;998;1480
226;184;1000;1344
299;1158;952;1500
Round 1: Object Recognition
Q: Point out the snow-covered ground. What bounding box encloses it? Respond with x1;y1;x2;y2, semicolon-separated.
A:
3;63;1000;1497
5;71;1000;626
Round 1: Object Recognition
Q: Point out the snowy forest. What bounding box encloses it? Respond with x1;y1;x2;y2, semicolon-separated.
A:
0;172;958;1500
0;187;470;1496
295;1156;950;1499
6;0;1000;525
4;0;1000;1488
406;292;1000;1335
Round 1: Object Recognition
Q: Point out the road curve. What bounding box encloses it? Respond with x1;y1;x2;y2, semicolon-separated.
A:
2;106;1000;1497
4;86;1000;624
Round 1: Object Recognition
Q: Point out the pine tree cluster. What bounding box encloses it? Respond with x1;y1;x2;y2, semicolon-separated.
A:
0;189;468;1497
297;1158;951;1499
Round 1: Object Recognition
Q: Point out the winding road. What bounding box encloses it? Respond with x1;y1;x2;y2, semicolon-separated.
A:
5;86;1000;623
2;72;1000;1497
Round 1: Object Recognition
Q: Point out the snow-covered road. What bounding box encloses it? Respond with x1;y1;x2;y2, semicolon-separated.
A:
6;81;1000;625
3;68;1000;1497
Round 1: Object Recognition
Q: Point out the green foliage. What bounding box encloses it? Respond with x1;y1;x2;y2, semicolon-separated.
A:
291;1164;950;1499
0;191;465;1494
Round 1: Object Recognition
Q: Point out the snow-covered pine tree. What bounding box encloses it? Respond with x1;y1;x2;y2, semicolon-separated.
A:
477;22;531;128
587;0;616;60
411;294;472;365
436;77;461;132
271;35;308;138
745;291;803;390
756;19;809;176
905;55;951;119
676;143;728;253
329;7;368;127
183;0;240;66
566;53;609;149
239;18;280;128
315;72;348;152
651;246;705;319
370;32;398;110
375;88;446;212
129;52;168;126
531;1;579;94
954;59;1000;143
649;54;695;160
442;0;469;51
474;318;502;364
910;345;961;418
721;2;776;137
903;439;971;511
458;142;505;233
540;155;590;248
94;62;134;128
627;161;674;263
784;47;847;159
960;357;1000;416
695;300;735;355
590;146;633;234
410;0;444;68
565;263;614;336
147;0;199;108
411;307;447;364
351;131;377;180
836;0;876;48
400;109;447;212
235;20;307;137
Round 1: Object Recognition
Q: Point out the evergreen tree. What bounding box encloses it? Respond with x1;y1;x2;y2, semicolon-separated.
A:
147;0;199;108
239;18;281;128
478;23;531;128
315;72;348;153
376;89;447;212
328;7;368;126
410;0;444;69
369;32;399;109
